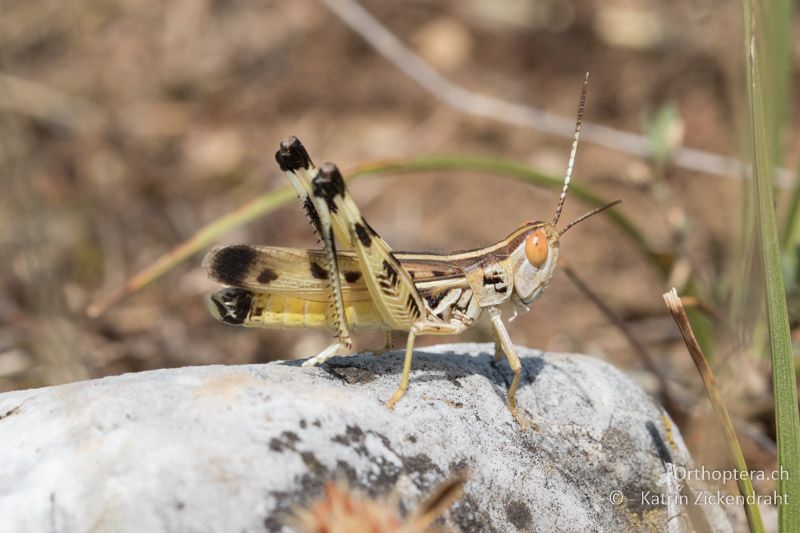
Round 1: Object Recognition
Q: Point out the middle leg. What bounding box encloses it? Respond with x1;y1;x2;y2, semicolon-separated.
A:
385;320;467;409
487;307;527;429
302;341;347;367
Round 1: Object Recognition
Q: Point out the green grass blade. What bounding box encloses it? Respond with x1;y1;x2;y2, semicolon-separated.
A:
351;156;663;273
87;186;299;317
742;1;800;530
87;155;655;315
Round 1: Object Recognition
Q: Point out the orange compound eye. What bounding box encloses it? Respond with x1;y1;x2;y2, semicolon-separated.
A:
525;229;549;267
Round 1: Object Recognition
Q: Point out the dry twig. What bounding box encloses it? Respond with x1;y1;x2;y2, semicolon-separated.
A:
318;0;793;186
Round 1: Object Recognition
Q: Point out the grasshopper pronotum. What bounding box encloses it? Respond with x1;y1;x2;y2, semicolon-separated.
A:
203;76;618;427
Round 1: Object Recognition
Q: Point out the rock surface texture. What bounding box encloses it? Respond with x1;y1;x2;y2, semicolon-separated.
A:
0;343;731;532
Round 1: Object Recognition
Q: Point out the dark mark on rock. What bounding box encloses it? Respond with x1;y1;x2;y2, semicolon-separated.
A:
330;426;402;494
324;364;377;385
50;492;57;532
0;404;22;421
404;454;443;479
300;452;328;477
332;425;365;447
449;458;469;474
505;500;532;530
263;515;284;533
646;420;673;466
446;373;464;389
451;495;499;533
335;460;362;491
269;431;301;452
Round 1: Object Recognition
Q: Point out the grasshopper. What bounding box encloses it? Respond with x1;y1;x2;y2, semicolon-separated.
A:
203;76;618;426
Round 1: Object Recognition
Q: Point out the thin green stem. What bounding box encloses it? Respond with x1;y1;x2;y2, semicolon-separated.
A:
743;0;800;530
87;156;660;315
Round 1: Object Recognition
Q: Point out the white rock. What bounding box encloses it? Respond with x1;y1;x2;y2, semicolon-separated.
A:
0;343;731;532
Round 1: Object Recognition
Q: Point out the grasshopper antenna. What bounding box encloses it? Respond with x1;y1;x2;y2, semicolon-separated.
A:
559;199;622;236
552;72;589;226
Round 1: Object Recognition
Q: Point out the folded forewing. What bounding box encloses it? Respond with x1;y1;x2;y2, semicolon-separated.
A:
203;245;467;304
203;245;370;301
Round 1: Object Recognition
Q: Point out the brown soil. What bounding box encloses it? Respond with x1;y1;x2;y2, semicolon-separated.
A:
2;1;796;517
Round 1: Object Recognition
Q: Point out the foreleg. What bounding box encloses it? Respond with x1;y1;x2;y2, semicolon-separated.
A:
487;307;527;429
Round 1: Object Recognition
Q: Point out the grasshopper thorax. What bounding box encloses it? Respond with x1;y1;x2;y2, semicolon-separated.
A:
510;222;560;307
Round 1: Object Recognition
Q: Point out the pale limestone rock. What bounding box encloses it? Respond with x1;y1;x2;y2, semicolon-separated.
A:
0;343;731;532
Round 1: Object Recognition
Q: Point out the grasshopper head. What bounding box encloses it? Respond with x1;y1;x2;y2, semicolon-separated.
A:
511;222;560;306
509;198;619;307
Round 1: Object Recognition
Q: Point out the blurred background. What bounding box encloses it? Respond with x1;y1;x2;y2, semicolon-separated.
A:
1;0;797;523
